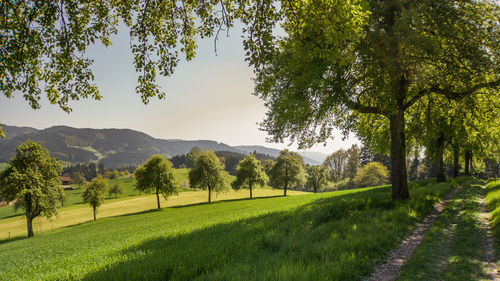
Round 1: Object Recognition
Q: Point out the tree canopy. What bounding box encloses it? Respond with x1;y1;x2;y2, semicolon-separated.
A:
188;150;228;203
135;155;178;209
268;150;305;196
248;0;499;200
353;162;389;188
306;165;328;194
231;154;268;198
0;141;63;237
109;182;125;199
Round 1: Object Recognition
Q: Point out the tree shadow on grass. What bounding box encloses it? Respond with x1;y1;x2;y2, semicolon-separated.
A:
0;235;27;245
80;186;445;281
169;195;285;209
0;212;23;220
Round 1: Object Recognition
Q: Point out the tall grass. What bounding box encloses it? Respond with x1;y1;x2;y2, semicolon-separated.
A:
486;179;500;258
0;182;454;281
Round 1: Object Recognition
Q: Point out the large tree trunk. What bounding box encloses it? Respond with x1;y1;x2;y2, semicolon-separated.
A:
436;134;446;183
156;188;160;210
470;153;474;174
26;210;34;237
26;196;34;237
284;180;288;196
93;206;96;221
208;186;212;203
453;145;459;178
249;181;253;199
390;112;409;201
465;150;472;175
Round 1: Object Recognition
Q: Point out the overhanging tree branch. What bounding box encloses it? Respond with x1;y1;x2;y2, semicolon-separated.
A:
431;79;500;100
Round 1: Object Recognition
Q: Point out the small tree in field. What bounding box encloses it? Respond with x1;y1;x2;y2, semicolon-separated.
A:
72;171;86;188
109;183;124;199
135;155;178;210
354;162;389;188
306;165;329;194
231;155;268;199
269;150;305;196
189;150;228;203
83;175;108;221
0;141;62;237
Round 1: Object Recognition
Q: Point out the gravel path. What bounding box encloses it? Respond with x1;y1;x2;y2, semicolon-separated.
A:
367;185;462;281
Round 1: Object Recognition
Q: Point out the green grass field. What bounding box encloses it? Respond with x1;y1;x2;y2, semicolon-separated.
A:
486;179;500;269
398;179;490;280
0;181;456;280
0;168;204;220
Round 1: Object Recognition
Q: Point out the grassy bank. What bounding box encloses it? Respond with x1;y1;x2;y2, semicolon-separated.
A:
398;179;490;280
486;179;500;267
0;181;455;280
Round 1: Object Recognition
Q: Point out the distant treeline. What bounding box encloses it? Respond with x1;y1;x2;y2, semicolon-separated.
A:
171;150;274;175
63;163;136;180
62;150;274;179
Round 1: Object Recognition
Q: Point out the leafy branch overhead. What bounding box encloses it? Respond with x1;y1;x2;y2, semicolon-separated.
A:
0;0;237;111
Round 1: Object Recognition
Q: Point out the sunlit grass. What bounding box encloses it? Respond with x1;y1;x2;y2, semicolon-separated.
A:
0;182;454;280
0;188;306;239
486;179;500;269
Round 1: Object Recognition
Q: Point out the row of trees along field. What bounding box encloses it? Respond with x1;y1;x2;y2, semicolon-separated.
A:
2;0;497;201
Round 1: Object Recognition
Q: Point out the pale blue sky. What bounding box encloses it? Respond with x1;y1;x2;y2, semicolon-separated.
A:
0;25;358;154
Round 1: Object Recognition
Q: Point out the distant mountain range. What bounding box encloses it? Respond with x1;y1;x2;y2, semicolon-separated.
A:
0;125;327;167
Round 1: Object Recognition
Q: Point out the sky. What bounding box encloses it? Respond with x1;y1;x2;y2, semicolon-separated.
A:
0;25;359;155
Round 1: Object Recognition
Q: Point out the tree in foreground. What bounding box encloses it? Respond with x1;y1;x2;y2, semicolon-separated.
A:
109;183;125;199
189;150;228;203
231;155;268;199
269;150;305;196
0;141;63;237
83;175;108;221
353;162;389;188
135;155;178;210
306;165;329;194
246;1;499;200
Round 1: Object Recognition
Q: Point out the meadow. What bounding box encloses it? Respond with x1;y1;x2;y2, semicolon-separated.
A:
0;168;219;220
0;180;456;280
486;179;500;268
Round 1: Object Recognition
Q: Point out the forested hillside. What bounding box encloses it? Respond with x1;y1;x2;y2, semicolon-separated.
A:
0;125;319;167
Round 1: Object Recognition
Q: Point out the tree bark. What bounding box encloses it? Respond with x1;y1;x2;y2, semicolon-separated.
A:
249;181;253;199
208;186;211;203
470;153;474;174
156;188;160;210
284;180;288;196
26;210;34;237
436;134;446;183
389;112;409;201
453;145;459;177
26;195;34;237
465;150;472;175
93;206;96;221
